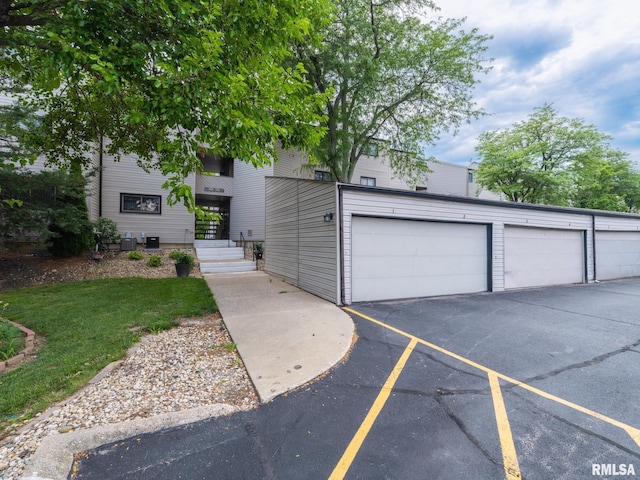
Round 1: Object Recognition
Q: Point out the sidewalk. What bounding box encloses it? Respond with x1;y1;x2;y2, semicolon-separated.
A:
24;271;354;479
203;271;355;402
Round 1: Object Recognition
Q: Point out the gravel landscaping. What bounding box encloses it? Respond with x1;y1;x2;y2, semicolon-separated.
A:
0;246;260;479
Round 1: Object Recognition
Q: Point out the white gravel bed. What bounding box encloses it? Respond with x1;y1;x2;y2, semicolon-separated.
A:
0;316;259;479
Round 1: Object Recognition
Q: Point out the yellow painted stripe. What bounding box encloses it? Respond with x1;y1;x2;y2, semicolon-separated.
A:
489;373;522;480
344;307;640;449
329;337;418;480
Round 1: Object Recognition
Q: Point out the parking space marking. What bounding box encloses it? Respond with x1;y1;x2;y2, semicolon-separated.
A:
343;307;640;476
329;337;418;480
489;372;522;480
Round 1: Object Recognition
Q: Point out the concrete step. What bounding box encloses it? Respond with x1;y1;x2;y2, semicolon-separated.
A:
196;247;244;261
199;259;256;273
193;240;236;248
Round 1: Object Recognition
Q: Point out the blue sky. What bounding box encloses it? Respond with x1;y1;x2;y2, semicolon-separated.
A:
426;0;640;166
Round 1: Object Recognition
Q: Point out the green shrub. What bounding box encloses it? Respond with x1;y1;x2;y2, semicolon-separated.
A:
147;255;162;267
127;250;143;260
46;174;94;257
168;250;194;265
93;218;121;245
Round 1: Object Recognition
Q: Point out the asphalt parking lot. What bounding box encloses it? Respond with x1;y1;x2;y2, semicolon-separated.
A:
73;279;640;479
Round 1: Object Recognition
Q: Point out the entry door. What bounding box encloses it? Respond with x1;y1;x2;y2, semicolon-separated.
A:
351;217;488;302
504;226;584;289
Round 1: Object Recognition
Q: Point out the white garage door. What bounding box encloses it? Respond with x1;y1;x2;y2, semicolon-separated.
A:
351;217;488;302
596;231;640;280
504;226;584;289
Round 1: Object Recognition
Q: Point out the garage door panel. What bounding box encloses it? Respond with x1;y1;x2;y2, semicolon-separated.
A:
351;217;488;302
504;226;583;289
596;231;640;280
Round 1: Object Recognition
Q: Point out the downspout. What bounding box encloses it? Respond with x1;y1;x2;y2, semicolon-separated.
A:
338;183;346;305
98;136;104;217
592;214;597;282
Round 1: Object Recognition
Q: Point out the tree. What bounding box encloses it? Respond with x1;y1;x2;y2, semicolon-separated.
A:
475;104;631;207
0;80;40;209
0;0;332;211
571;150;640;213
295;0;491;185
0;168;94;256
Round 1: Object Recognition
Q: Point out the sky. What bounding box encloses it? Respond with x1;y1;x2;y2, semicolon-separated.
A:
426;0;640;166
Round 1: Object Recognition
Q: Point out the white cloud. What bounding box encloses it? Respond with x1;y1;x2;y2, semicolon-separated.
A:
427;0;640;164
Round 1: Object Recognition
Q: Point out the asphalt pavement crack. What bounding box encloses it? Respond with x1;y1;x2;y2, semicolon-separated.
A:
433;390;502;470
505;297;640;327
245;422;277;480
519;338;640;385
511;390;640;460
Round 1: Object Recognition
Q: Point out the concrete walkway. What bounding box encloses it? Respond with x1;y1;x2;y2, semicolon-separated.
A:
203;271;355;402
24;271;354;479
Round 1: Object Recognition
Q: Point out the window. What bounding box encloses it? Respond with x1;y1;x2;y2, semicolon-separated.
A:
360;176;376;187
362;142;378;157
467;170;475;183
120;194;162;214
314;170;332;181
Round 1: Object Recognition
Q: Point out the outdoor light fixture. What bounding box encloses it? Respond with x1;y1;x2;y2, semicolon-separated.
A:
323;212;334;222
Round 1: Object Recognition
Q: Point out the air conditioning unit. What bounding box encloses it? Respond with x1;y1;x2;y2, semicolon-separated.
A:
146;236;160;249
120;237;136;251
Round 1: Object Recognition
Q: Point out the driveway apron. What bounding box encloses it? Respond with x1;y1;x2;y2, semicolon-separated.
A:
71;279;640;479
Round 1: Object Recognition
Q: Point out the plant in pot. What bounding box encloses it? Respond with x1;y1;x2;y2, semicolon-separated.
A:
169;250;195;277
253;242;264;260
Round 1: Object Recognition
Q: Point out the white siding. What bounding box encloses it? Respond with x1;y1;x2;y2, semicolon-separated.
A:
422;161;469;196
270;146;412;189
87;148;100;222
265;178;338;303
100;153;195;245
273;147;313;180
340;187;597;304
419;161;502;200
352;155;412;190
229;160;274;241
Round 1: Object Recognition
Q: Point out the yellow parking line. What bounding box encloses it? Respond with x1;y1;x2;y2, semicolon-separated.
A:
489;372;522;480
329;337;418;480
344;307;640;450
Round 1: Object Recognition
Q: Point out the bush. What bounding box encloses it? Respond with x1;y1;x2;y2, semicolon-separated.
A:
147;255;162;267
127;250;143;261
168;250;194;265
93;218;121;246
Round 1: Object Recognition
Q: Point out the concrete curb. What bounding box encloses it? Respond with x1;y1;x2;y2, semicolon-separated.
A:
22;404;241;480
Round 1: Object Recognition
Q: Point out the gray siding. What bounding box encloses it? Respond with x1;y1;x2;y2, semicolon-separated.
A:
230;160;274;241
273;146;313;180
340;187;603;304
352;155;412;189
100;152;195;245
265;177;338;303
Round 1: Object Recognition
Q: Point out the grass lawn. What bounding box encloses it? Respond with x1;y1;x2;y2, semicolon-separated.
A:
0;320;26;361
0;277;217;436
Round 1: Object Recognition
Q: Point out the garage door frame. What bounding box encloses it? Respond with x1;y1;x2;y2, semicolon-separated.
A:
595;230;640;280
350;214;493;301
503;224;587;289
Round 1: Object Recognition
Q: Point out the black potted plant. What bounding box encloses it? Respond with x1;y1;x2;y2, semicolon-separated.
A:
253;242;264;260
169;250;195;277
